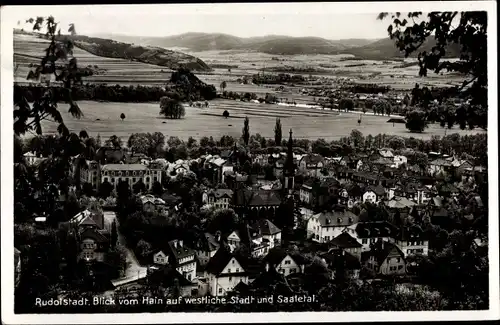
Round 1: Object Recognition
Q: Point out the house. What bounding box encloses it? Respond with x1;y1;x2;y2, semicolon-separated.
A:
395;225;429;257
204;247;251;297
66;208;105;231
232;189;281;219
362;184;386;203
146;264;195;297
392;155;408;168
298;154;325;177
79;228;110;262
14;248;21;288
224;171;249;191
195;232;221;266
355;221;398;252
307;208;359;243
153;239;197;281
263;248;307;277
364;241;406;276
60;209;110;263
321;250;361;280
23;151;44;166
254;219;282;249
329;231;363;259
300;178;340;208
140;194;168;216
384;196;416;210
378;149;394;159
226;224;271;258
202;189;233;210
299;179;315;205
204;155;234;184
249;264;294;296
428;158;454;176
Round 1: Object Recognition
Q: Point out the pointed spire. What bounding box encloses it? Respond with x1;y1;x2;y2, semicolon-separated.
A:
284;129;295;176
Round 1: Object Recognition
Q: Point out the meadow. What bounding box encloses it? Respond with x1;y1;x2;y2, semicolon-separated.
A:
16;32;483;142
14;34;172;85
39;100;486;141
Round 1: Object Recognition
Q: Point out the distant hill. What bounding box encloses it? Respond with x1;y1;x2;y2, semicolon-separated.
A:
93;32;461;59
94;32;379;55
44;33;210;71
343;36;462;60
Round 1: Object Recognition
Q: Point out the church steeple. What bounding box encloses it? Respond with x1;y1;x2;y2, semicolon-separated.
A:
283;129;295;194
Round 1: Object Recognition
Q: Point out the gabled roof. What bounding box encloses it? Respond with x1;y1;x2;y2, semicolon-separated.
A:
300;154;324;165
80;228;109;243
207;189;234;199
101;164;148;171
369;241;405;265
365;184;386;197
165;239;195;262
147;264;193;287
264;247;307;267
322;251;361;270
197;233;220;252
396;225;426;241
384;197;416;209
356;221;398;239
205;246;247;276
379;149;394;158
330;232;362;248
313;209;359;227
255;219;281;235
430;158;453;167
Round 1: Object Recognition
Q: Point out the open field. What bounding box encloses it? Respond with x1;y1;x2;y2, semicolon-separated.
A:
38;100;486;141
14;34;172;85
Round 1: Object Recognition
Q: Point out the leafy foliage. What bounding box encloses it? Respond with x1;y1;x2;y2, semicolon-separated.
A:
160;97;185;119
14;16;84;137
274;118;282;146
405;109;429;133
242;117;250;146
379;12;487;115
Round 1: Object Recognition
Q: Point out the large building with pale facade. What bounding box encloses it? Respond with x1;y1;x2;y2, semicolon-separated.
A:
75;159;163;192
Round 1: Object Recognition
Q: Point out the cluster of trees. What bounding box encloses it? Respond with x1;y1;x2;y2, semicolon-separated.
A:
251;73;306;85
160;96;185;119
343;83;391;94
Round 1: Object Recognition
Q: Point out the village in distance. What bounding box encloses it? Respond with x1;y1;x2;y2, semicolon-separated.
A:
12;9;489;313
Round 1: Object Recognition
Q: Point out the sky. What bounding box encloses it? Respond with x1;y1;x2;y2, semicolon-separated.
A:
7;4;395;40
3;2;490;40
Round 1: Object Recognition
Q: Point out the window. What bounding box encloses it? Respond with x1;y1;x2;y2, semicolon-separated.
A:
228;268;231;273
396;258;401;263
232;259;235;264
236;268;239;273
218;288;222;294
362;239;367;244
398;265;403;270
290;268;296;274
284;260;291;265
229;276;232;282
279;269;284;274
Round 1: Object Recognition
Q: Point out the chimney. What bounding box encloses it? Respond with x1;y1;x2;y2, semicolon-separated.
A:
300;264;305;273
173;240;178;248
265;263;270;272
179;240;183;248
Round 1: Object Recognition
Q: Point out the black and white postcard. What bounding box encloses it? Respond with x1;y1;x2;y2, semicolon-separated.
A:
1;1;498;324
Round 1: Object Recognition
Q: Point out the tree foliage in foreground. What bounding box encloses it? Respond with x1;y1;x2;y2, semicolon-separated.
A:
378;12;487;118
14;16;84;137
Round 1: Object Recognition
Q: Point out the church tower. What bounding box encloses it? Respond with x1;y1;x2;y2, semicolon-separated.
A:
283;129;296;195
